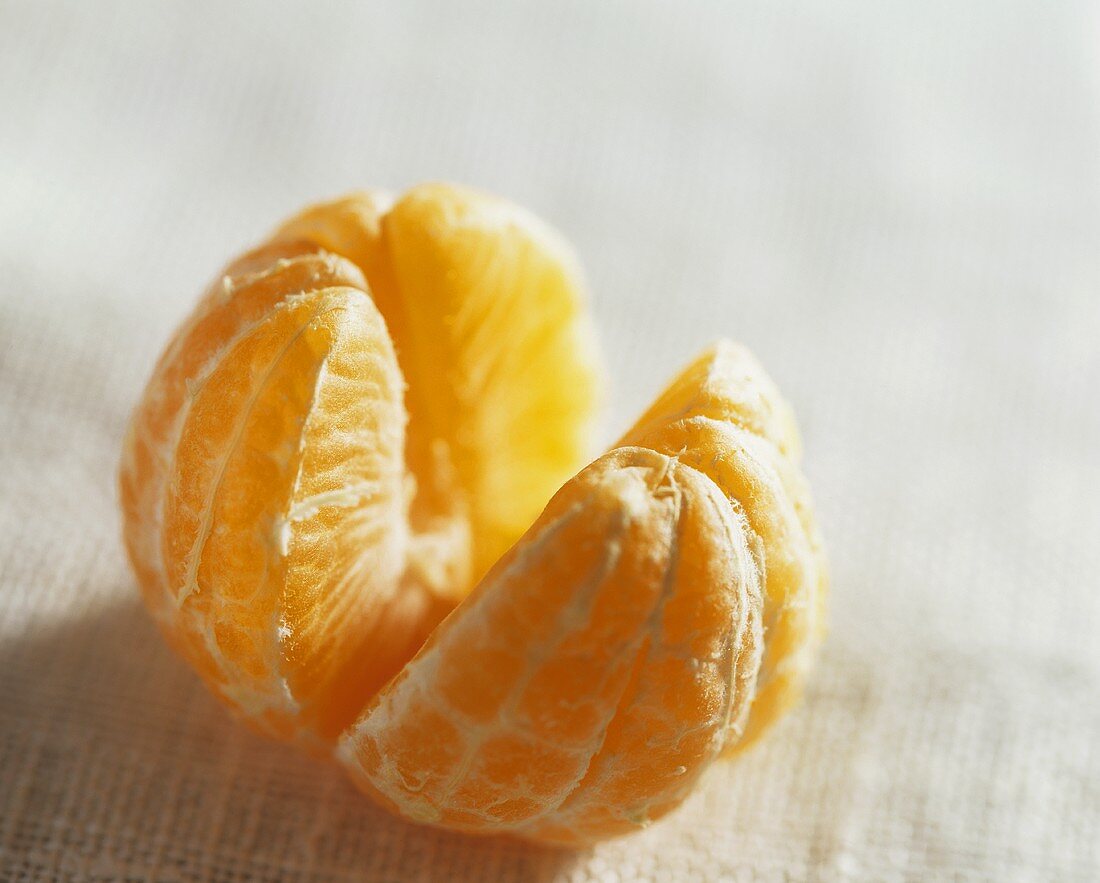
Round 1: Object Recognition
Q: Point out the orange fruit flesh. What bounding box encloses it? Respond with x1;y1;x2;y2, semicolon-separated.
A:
119;183;826;843
339;447;765;844
339;342;826;844
617;341;828;749
121;248;424;745
273;184;602;590
120;184;604;747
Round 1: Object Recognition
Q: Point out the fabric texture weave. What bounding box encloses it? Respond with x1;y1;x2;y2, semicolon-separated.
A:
1;1;1098;880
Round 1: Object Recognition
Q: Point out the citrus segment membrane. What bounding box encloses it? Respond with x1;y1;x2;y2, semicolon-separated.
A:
620;342;828;749
339;447;763;845
121;183;604;746
123;252;412;745
275;184;603;591
119;184;825;843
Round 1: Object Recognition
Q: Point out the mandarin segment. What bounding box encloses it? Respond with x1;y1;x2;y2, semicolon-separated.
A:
620;342;828;749
625;339;802;459
119;248;364;624
119;183;826;846
518;455;765;842
273;184;604;589
148;284;410;743
338;448;765;844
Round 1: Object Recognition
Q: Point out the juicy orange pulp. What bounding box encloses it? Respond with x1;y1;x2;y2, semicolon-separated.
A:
119;183;826;843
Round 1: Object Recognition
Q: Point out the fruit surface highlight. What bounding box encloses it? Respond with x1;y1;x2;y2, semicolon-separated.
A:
119;182;826;844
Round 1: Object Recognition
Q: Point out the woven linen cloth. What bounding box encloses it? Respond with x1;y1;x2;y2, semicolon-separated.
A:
2;1;1099;880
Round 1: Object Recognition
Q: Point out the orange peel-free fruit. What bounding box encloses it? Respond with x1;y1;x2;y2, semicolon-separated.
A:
119;182;826;845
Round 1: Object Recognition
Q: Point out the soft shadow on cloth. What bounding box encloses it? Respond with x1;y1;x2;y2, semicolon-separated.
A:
0;598;577;882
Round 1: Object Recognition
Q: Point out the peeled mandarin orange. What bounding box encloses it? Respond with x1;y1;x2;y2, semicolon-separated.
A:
119;182;826;843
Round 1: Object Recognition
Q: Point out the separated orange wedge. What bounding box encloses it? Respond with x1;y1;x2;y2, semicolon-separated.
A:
119;183;826;844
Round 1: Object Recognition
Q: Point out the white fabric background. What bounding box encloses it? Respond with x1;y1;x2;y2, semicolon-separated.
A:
2;1;1099;880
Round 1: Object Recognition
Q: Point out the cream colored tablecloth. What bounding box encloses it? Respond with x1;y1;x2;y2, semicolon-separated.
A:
2;1;1099;880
